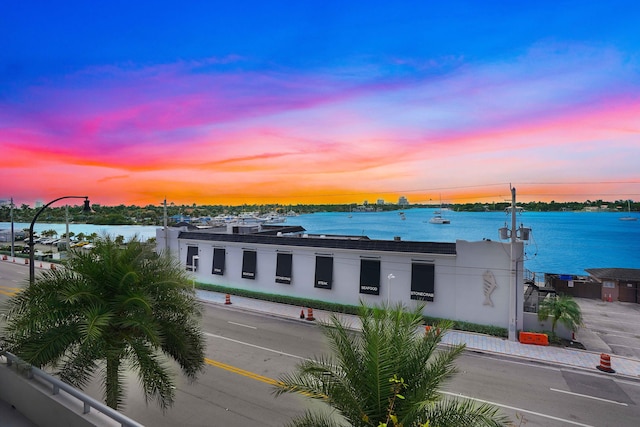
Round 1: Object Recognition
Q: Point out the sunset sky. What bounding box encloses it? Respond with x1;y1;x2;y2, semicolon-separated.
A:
2;1;639;207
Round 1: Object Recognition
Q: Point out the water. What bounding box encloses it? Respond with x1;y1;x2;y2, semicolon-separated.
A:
3;208;639;275
288;209;640;276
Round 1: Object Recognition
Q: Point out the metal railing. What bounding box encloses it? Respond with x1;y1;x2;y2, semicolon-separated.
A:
2;350;144;427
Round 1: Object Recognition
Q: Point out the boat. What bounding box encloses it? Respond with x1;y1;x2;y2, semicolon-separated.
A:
399;211;406;220
619;200;638;221
429;196;450;224
428;211;450;224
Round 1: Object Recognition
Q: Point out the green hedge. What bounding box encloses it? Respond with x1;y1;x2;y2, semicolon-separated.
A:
196;283;508;338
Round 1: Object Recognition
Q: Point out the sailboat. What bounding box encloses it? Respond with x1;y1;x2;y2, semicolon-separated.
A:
619;200;637;221
428;196;450;224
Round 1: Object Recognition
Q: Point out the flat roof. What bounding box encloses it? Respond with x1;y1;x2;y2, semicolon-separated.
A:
586;268;640;282
178;231;457;255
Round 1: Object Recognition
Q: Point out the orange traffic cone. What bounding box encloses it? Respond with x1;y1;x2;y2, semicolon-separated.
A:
25;259;29;265
596;353;615;373
300;309;305;319
224;294;232;305
40;262;43;268
306;307;315;321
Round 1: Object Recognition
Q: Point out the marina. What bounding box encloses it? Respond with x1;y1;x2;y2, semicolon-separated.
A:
2;208;638;275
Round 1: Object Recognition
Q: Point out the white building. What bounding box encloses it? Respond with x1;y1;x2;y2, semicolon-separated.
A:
157;224;524;332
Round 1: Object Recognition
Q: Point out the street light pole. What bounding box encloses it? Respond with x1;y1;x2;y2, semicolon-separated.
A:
29;196;91;284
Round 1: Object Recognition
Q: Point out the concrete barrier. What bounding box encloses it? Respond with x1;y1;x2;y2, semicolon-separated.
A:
519;331;549;346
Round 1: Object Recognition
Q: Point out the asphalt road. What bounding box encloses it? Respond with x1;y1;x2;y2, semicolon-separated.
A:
576;298;640;360
2;261;640;426
114;304;640;427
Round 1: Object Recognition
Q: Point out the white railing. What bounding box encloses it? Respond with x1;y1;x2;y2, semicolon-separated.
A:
2;350;144;427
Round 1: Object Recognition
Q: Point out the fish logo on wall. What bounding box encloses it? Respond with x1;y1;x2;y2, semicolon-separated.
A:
483;270;498;307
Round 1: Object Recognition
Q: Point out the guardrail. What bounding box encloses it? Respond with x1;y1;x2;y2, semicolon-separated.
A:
2;350;144;427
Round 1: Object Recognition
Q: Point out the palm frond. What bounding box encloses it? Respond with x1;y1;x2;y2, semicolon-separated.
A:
2;233;205;411
275;302;508;427
284;410;348;427
419;397;511;427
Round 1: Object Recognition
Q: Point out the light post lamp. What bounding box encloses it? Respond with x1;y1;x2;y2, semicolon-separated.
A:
29;196;92;284
387;273;395;305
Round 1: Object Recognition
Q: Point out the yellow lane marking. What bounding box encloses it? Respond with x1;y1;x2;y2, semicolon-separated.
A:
204;357;324;399
205;358;280;386
0;286;21;297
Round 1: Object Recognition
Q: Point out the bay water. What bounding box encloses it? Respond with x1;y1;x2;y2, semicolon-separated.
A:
3;208;639;275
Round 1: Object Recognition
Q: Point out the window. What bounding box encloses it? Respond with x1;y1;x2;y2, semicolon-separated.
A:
411;263;434;301
359;259;380;295
212;248;225;275
314;256;333;289
186;246;198;272
242;250;257;280
275;253;292;284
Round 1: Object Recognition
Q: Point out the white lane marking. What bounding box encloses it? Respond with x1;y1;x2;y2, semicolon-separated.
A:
205;332;600;426
464;352;561;372
204;332;307;360
441;392;596;427
550;387;628;406
228;321;257;330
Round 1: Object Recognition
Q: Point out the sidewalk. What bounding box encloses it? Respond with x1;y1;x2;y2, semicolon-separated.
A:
196;290;640;379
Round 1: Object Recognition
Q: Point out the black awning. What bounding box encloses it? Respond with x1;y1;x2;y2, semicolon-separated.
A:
411;263;434;301
359;259;380;295
242;250;257;280
275;252;293;284
212;247;225;275
186;246;198;270
314;256;333;289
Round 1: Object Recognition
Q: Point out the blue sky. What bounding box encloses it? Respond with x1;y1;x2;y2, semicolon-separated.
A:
2;1;639;205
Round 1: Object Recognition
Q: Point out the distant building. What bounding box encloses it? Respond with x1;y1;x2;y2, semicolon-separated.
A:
398;196;408;206
376;199;385;205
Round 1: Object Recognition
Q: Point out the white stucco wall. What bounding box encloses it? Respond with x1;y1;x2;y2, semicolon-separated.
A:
157;229;524;330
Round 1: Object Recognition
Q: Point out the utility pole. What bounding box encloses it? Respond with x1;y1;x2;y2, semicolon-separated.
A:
65;205;70;252
163;198;169;254
508;186;517;341
10;197;15;257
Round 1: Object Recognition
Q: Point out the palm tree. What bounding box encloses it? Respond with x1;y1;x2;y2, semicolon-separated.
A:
3;234;205;411
274;303;509;427
537;294;583;336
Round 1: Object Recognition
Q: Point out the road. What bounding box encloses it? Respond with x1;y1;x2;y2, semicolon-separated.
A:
2;261;640;426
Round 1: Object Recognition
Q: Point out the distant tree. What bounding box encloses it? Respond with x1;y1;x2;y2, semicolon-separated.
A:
538;294;583;336
41;229;58;238
3;235;206;411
